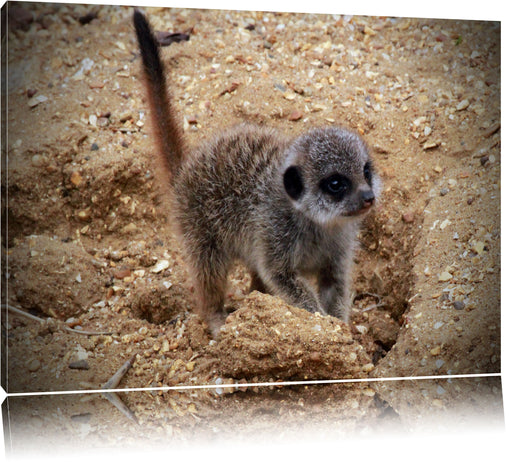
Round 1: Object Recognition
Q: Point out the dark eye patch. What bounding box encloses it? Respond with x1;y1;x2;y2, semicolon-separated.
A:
284;166;304;200
363;161;372;183
319;173;351;200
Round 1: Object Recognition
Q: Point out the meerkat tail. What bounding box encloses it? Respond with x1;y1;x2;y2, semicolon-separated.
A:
133;9;185;177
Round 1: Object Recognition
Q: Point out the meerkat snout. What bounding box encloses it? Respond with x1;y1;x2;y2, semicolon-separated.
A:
360;189;375;208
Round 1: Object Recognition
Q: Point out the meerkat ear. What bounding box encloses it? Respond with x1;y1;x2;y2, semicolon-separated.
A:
283;166;304;200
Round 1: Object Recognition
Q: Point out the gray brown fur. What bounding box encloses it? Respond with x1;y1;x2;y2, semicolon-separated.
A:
133;11;380;335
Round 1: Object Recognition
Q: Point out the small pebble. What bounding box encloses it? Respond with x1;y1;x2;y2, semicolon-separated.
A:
28;94;48;108
482;122;500;138
432;399;444;408
185;361;195;372
288;110;303;121
438;271;452;282
402;212;414;223
70;413;92;424
453;300;465;310
309;351;321;362
77;209;91;221
456;99;470;111
439;219;451;230
97;117;109;127
430;346;442;356
69;359;90;370
26;359;41;372
70;171;83;186
363;25;377;35
472;241;485;255
89;81;105;89
423;141;439;150
113;268;131;279
355;325;368;335
413;116;427;127
90;143;99;151
31;154;47;167
151;259;170;273
362;363;374;373
120;223;137;234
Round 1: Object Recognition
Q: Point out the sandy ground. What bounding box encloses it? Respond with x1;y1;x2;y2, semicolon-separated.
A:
1;2;502;455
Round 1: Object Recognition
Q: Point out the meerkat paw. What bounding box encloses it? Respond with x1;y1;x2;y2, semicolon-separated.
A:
205;311;229;339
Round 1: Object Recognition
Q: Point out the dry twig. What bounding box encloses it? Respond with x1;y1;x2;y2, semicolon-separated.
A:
352;292;386;312
2;303;113;336
101;356;138;424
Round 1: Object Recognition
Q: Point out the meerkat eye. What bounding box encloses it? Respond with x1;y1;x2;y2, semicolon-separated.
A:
363;161;372;183
320;174;351;198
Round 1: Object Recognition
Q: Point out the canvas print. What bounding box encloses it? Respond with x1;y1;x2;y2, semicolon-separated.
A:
0;1;503;455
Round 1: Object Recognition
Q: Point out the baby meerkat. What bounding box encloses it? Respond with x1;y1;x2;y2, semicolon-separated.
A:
133;11;380;335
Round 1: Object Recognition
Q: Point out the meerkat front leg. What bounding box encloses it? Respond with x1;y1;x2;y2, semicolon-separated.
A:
318;260;352;322
262;266;327;316
249;270;268;294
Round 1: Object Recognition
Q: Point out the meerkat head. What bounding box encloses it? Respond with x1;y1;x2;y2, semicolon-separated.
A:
282;127;380;226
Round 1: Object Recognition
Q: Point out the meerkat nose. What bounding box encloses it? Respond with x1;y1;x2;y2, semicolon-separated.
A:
361;190;375;208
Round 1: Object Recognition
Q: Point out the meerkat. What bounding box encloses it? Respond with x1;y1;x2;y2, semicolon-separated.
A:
133;10;380;336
